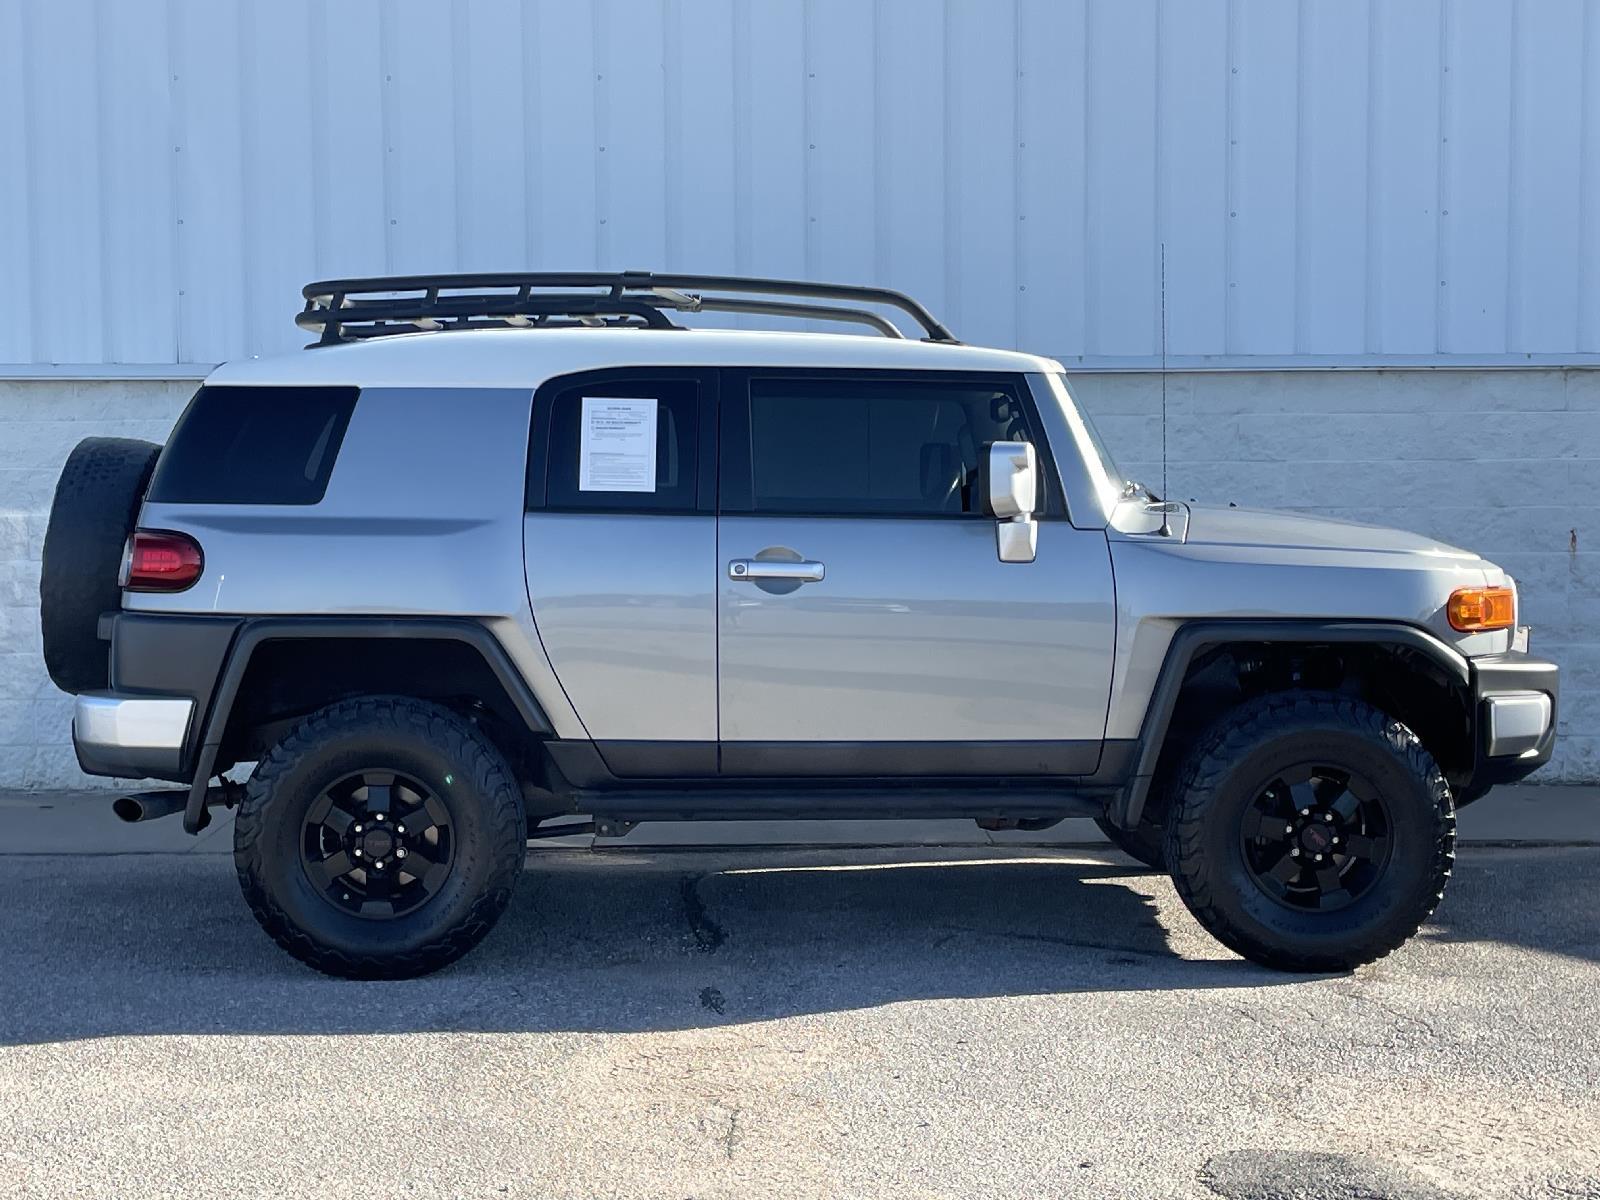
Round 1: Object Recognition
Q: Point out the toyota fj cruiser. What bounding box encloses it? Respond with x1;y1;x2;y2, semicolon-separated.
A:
42;272;1558;979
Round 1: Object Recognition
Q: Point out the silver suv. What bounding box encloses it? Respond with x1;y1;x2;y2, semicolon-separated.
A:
41;272;1558;979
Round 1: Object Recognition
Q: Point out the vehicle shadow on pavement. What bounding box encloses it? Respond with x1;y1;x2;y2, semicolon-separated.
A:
0;846;1310;1046
1415;845;1600;966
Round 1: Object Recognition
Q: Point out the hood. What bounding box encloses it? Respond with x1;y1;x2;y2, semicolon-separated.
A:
1181;504;1479;559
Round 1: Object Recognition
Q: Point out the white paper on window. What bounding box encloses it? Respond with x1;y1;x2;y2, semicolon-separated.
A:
578;396;658;492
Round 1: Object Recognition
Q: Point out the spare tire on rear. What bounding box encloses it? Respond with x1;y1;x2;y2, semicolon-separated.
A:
40;437;163;694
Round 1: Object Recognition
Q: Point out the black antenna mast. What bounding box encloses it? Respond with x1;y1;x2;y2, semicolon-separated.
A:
1159;241;1171;537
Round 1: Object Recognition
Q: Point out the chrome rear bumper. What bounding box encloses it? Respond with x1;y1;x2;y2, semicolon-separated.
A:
73;692;194;779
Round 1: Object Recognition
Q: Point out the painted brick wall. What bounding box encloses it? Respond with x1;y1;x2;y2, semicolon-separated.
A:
1;370;1593;789
1;380;195;789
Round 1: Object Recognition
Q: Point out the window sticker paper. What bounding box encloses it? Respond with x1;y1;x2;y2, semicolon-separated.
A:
578;396;658;492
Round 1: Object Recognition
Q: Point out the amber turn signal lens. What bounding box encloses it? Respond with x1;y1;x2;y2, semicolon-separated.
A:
1447;586;1515;632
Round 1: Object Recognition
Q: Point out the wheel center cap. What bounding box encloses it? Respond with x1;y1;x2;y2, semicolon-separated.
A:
1299;823;1333;853
361;827;396;860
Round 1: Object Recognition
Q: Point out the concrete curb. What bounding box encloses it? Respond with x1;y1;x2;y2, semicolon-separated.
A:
3;784;1596;856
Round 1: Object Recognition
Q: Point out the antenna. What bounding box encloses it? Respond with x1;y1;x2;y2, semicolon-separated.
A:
1158;241;1171;537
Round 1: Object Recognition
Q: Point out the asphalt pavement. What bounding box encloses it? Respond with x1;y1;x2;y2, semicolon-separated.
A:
0;804;1597;1198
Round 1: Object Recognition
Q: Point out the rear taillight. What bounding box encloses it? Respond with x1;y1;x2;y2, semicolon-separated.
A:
121;529;204;593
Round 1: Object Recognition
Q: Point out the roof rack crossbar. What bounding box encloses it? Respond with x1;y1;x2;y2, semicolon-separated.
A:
321;314;663;341
297;270;958;345
297;293;681;343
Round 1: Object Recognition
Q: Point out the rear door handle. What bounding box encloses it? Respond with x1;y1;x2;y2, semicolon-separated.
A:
728;559;825;583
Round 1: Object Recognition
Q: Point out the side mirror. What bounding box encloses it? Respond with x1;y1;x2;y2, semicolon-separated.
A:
983;441;1038;563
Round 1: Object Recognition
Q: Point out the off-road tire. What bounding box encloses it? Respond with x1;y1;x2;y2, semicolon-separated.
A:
234;696;526;980
39;437;162;694
1164;692;1454;972
1094;814;1167;870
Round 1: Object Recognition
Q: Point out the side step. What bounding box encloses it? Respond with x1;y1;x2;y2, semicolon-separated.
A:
574;786;1109;825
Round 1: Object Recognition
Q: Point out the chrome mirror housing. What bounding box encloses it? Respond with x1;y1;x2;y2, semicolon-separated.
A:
986;441;1038;563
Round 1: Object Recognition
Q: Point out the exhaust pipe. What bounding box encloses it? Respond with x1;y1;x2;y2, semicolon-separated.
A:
112;790;188;824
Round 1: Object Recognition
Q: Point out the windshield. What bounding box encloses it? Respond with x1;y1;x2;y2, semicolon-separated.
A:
1045;372;1127;511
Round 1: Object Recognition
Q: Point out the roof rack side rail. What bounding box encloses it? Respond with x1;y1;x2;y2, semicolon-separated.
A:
617;271;958;342
681;295;902;338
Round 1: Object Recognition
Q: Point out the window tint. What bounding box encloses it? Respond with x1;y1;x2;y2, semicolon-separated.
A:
543;378;699;512
729;377;1036;516
147;385;357;505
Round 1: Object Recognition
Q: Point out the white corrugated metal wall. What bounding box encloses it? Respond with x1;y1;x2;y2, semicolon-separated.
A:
2;0;1598;372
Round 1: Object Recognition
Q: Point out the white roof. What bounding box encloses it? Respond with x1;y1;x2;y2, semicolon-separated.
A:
206;327;1063;389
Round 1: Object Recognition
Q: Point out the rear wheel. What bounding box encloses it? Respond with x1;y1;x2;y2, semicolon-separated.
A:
40;437;162;694
234;696;526;979
1164;693;1454;972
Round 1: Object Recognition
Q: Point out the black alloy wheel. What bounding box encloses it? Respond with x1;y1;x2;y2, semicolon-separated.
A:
301;770;456;919
1238;764;1393;912
235;696;526;979
1164;692;1454;972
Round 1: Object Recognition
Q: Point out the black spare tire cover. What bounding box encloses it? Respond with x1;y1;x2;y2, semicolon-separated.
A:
40;437;163;694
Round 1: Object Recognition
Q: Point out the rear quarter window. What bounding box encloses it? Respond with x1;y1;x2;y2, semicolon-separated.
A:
147;385;358;505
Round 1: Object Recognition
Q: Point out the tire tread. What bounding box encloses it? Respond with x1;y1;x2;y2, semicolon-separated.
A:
233;696;525;980
1163;692;1456;972
40;437;162;694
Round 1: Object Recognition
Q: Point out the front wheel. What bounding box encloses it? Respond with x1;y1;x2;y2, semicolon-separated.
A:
1164;693;1454;973
234;696;527;979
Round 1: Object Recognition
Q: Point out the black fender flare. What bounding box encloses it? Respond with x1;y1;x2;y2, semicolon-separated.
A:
182;617;552;833
1109;619;1470;831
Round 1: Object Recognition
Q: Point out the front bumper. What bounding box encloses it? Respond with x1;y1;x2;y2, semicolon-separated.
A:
73;692;194;781
1465;651;1559;794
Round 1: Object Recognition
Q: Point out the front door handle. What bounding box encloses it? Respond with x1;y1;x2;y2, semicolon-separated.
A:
728;558;825;583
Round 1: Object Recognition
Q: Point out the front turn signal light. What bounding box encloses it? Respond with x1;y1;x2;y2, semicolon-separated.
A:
1448;586;1515;632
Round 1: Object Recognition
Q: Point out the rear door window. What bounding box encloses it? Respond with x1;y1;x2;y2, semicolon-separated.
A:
147;385;358;505
527;370;713;514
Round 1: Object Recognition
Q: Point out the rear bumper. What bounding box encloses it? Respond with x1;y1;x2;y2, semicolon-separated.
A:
73;692;194;781
1465;651;1559;794
71;612;242;782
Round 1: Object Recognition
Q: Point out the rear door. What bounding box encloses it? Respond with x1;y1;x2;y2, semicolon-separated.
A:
522;368;718;776
715;369;1117;777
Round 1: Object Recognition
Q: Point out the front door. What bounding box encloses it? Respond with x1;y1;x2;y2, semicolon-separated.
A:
716;370;1116;777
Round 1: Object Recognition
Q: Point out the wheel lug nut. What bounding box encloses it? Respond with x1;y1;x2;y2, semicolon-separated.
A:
396;824;406;834
1313;853;1324;862
396;847;407;859
1291;848;1300;857
1299;808;1311;817
1284;824;1295;834
376;814;385;822
353;848;363;857
375;860;386;870
354;824;364;834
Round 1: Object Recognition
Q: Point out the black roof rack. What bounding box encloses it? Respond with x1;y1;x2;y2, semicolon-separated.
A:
297;271;959;346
